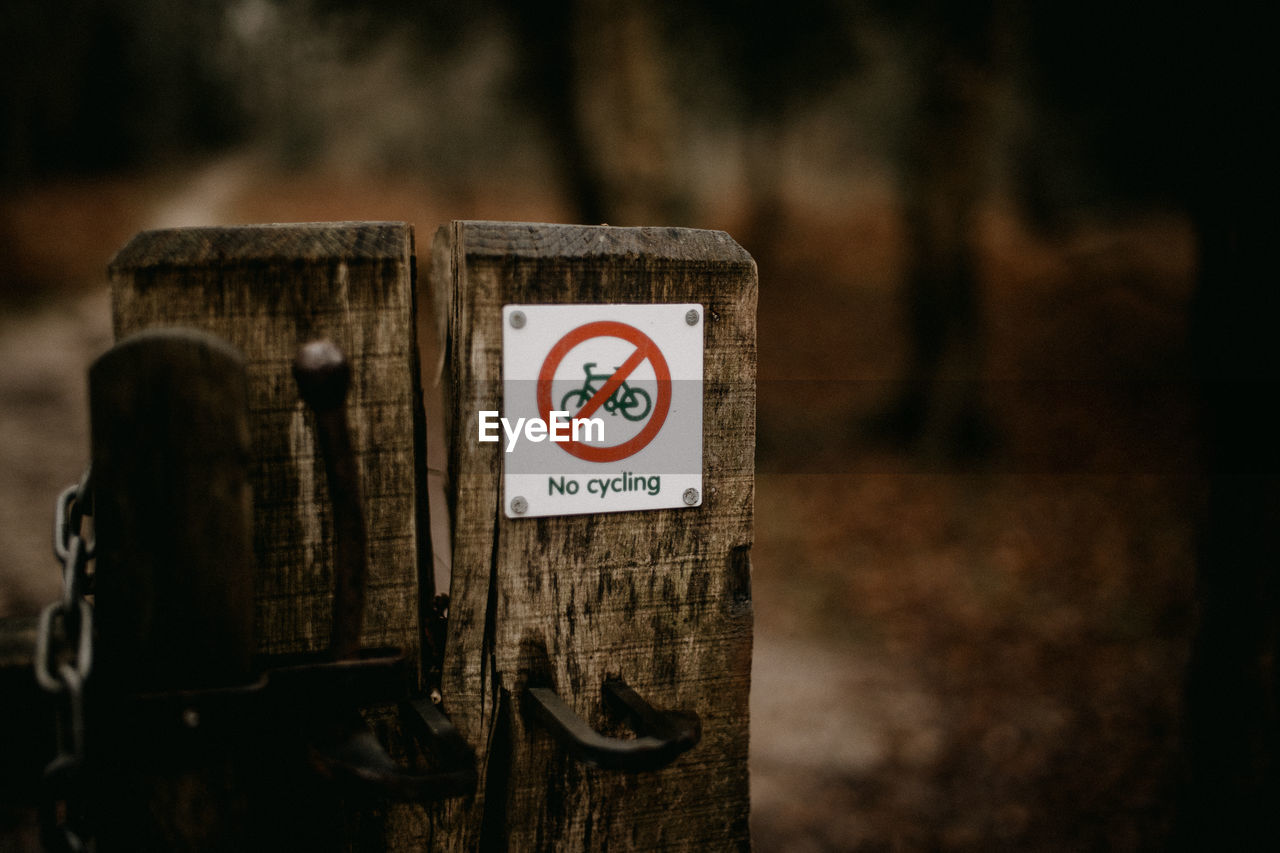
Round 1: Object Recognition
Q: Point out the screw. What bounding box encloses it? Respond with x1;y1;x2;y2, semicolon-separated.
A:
685;308;700;326
510;311;526;329
683;488;700;506
511;496;528;515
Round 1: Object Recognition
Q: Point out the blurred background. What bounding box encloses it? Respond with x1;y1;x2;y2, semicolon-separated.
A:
2;1;1275;849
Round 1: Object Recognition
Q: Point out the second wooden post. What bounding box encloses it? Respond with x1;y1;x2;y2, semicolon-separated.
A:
430;221;757;850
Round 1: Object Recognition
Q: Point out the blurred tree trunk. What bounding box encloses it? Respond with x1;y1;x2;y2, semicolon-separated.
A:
573;0;690;225
1181;5;1280;848
1184;180;1280;851
875;2;1002;457
509;0;609;224
509;0;686;226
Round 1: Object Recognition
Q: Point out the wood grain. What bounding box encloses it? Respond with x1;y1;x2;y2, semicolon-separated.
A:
108;223;431;670
108;223;438;848
430;221;756;850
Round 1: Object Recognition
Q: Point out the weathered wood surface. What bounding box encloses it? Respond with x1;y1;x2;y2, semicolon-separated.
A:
430;221;756;850
109;224;436;848
108;223;431;671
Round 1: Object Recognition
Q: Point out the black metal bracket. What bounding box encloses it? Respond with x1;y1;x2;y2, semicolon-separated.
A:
307;696;477;801
289;340;476;800
114;647;477;802
521;678;701;772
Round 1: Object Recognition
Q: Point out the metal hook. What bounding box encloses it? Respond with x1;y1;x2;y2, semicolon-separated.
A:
293;340;366;662
522;678;701;772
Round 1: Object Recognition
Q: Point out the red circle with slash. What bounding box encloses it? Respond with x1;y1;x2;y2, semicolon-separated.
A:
536;321;671;463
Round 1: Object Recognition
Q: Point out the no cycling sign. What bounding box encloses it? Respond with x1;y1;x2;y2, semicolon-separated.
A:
495;304;704;518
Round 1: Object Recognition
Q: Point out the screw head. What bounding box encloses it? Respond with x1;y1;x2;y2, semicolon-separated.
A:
182;708;200;729
511;496;528;515
683;488;700;506
685;308;700;326
509;311;527;329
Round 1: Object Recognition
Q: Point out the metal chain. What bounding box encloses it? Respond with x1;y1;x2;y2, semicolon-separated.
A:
34;469;95;853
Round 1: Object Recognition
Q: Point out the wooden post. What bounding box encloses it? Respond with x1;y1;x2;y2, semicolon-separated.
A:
87;328;265;850
90;328;256;692
429;221;756;849
107;223;436;845
108;223;430;666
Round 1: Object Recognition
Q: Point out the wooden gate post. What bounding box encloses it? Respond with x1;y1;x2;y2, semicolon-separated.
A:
430;221;757;850
108;223;430;664
108;223;438;845
90;328;256;693
87;328;263;850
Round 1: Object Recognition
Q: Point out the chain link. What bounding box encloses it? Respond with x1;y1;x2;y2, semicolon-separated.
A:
34;469;95;853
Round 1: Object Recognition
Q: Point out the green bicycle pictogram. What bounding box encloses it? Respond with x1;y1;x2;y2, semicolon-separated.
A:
560;362;652;421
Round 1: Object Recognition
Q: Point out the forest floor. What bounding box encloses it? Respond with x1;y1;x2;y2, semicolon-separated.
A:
1;160;1200;850
748;199;1198;850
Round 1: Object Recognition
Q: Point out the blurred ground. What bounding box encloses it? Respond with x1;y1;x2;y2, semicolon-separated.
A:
0;152;1199;849
748;198;1198;850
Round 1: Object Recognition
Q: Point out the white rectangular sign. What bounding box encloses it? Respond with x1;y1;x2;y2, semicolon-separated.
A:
495;303;704;518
